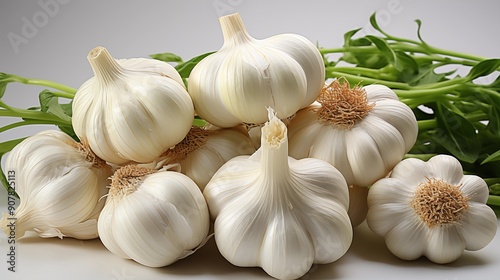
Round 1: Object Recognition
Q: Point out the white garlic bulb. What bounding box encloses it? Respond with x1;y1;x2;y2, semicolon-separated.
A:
159;126;256;190
72;46;194;164
366;155;497;264
98;165;210;267
288;80;418;187
0;130;111;240
204;108;352;280
188;13;325;127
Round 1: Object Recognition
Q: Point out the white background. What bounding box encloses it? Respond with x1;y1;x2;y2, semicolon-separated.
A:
0;0;500;279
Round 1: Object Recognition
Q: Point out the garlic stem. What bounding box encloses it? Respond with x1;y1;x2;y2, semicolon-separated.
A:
219;13;253;46
87;46;124;85
259;109;290;187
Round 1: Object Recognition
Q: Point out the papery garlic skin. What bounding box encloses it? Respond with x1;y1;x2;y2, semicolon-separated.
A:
288;82;418;187
98;166;210;267
204;108;352;280
0;130;110;240
188;13;324;127
366;155;497;264
160;126;256;190
72;46;194;164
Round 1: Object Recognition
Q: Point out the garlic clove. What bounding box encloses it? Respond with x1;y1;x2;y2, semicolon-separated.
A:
218;43;307;124
425;226;465;264
345;127;386;187
388;157;430;184
426;154;464;186
459;203;498;251
119;57;185;88
188;54;242;128
262;34;325;108
366;202;410;236
384;215;427;260
369;99;418;152
363;84;398;101
358;115;406;169
459;175;489;203
260;214;315;280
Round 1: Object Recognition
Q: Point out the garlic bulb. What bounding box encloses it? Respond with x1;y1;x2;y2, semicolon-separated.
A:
188;13;325;127
160;126;256;190
98;165;210;267
0;130;110;240
204;108;352;280
366;155;497;264
72;46;194;164
288;80;418;187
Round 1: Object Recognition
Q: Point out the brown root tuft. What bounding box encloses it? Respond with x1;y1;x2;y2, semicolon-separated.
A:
410;178;469;228
313;79;374;129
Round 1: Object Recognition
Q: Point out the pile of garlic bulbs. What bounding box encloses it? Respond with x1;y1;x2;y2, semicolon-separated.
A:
1;12;497;280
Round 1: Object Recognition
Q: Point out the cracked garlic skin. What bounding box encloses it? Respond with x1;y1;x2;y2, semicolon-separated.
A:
366;155;497;264
0;130;110;240
288;81;418;188
72;46;194;164
188;13;325;127
98;165;210;267
204;108;352;280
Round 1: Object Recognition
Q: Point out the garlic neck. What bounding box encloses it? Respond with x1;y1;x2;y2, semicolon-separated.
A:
87;46;124;85
219;13;254;47
259;109;291;188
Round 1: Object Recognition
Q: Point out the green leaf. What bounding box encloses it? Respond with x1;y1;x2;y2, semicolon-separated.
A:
150;52;184;64
0;138;25;156
482;149;500;164
174;51;215;79
365;35;417;73
365;35;396;63
395;51;419;75
400;62;449;86
465;58;500;81
39;90;72;122
38;90;77;139
414;19;428;46
0;83;6;99
369;12;384;34
430;104;480;163
343;28;362;47
341;36;388;69
475;88;500;136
